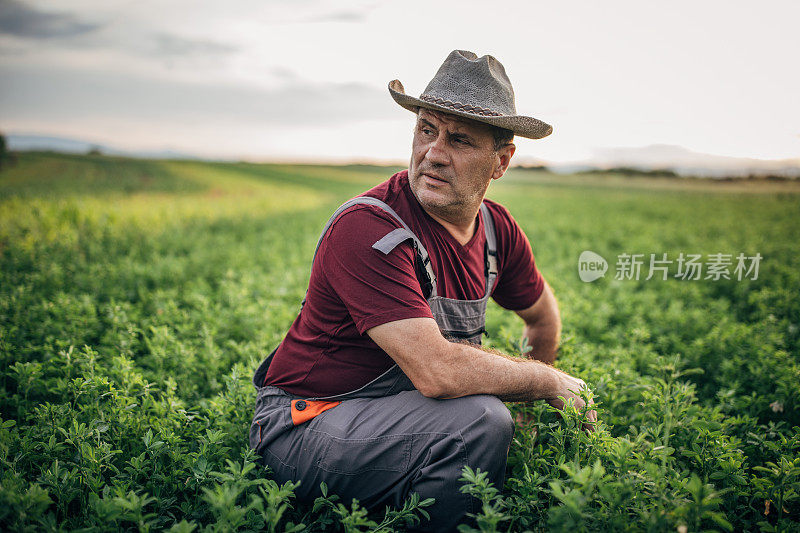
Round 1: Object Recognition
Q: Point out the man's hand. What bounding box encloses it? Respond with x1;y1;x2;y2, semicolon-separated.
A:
546;371;596;433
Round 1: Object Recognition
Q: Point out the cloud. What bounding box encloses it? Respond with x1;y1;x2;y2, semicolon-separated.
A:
0;2;236;64
286;2;379;24
0;65;400;127
302;10;367;23
0;0;102;39
270;66;298;80
153;33;237;58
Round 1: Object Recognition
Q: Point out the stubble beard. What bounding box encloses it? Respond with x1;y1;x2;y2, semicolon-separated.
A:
409;167;487;226
409;161;459;213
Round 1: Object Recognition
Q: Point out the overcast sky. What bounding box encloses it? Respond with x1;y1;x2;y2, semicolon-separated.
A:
1;0;798;164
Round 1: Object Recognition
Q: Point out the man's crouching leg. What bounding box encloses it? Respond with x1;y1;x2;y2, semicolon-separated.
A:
406;393;515;532
252;391;515;533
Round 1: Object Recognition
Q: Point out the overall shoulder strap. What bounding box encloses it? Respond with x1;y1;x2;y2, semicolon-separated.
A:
479;203;499;296
309;196;412;263
301;196;437;307
372;228;437;297
480;203;498;274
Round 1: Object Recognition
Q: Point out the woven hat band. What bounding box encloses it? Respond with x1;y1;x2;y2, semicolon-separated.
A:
418;94;504;117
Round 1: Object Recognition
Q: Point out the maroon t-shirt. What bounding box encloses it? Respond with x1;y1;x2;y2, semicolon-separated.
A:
264;170;545;397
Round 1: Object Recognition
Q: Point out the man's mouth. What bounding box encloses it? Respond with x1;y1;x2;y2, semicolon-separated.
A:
422;172;449;184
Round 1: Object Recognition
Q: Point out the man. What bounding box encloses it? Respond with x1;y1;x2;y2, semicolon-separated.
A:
250;50;596;532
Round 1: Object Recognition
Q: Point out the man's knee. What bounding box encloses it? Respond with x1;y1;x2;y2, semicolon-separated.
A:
428;395;514;478
459;394;514;448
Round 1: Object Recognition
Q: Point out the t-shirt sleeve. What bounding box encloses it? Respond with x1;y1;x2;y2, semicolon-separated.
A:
489;204;545;311
319;206;435;334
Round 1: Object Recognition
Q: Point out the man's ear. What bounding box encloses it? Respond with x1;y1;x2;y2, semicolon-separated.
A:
492;143;516;180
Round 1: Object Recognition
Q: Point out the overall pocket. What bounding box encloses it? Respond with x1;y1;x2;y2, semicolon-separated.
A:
316;433;412;475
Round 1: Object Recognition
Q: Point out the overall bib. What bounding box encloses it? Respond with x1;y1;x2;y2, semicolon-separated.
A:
249;197;515;532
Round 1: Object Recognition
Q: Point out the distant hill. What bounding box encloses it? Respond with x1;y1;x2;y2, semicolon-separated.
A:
5;134;200;161
566;144;800;178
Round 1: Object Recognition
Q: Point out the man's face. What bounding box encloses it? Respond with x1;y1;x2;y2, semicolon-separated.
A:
408;109;510;218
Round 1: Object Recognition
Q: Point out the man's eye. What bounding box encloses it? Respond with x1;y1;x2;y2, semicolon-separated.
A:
453;137;469;145
421;128;434;135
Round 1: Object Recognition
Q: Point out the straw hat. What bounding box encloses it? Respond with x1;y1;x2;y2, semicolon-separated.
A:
388;50;553;140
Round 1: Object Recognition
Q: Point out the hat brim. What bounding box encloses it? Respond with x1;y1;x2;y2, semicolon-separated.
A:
388;79;553;140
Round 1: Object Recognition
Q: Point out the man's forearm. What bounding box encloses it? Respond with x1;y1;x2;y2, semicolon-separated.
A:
514;280;562;365
368;316;593;429
368;317;580;403
522;319;560;365
426;341;575;403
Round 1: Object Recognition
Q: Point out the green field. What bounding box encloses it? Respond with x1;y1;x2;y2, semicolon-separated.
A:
1;152;799;531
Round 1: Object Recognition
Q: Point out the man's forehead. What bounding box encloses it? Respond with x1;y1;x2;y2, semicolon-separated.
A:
416;108;491;134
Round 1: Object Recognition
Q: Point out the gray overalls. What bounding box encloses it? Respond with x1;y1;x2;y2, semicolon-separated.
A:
249;197;515;532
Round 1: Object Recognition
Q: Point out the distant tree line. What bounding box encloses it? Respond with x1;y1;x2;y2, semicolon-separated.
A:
578;166;679;178
712;173;795;182
0;132;13;171
513;164;551;172
577;167;797;181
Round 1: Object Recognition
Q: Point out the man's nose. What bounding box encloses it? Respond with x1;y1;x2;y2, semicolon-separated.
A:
425;132;450;166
